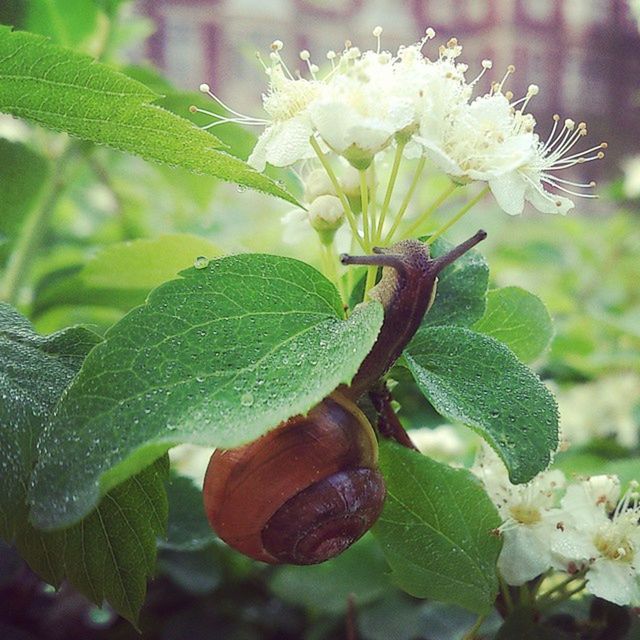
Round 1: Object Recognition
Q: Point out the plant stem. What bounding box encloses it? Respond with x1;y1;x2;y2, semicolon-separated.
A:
360;170;371;249
536;571;585;604
462;613;487;640
0;143;76;304
383;157;425;244
322;242;346;304
400;181;458;241
537;581;587;611
363;263;378;299
310;137;365;251
375;142;405;241
499;577;514;614
359;169;378;297
426;185;489;244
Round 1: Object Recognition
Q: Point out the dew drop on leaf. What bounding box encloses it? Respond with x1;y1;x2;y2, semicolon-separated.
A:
240;392;254;407
194;256;209;269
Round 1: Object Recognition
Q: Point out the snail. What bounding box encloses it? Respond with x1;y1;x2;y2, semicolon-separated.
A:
203;230;487;564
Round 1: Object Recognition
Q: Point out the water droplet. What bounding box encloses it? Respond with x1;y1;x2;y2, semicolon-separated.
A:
240;392;254;407
194;256;209;269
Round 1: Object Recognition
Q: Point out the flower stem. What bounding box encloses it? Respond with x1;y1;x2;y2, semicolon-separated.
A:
537;580;587;611
400;181;458;241
359;169;378;298
536;571;585;603
536;571;587;610
363;263;378;300
0;143;76;304
375;142;405;241
499;577;515;613
383;157;425;244
322;242;346;304
426;185;489;244
462;613;487;640
309;136;366;251
360;169;371;249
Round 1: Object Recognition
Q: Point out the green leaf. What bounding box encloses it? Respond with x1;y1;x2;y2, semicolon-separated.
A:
404;326;559;483
162;472;216;552
0;303;167;623
25;0;98;48
0;27;297;204
473;287;553;363
0;302;101;541
372;442;501;614
269;535;390;615
30;253;384;529
0;139;50;264
17;457;169;626
33;234;222;317
422;237;489;328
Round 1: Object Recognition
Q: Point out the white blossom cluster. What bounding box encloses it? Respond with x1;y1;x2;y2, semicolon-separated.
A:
553;373;640;449
473;446;640;607
196;28;605;220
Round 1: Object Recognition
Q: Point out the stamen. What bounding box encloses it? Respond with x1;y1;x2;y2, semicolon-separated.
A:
198;84;265;124
299;49;318;79
373;25;383;54
269;40;296;80
470;59;493;86
497;64;516;93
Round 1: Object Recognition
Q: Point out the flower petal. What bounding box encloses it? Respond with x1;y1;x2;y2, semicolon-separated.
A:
489;172;527;216
498;526;554;585
586;559;640;606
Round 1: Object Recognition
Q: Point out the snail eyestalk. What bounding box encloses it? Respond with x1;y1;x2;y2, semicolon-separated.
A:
341;230;487;398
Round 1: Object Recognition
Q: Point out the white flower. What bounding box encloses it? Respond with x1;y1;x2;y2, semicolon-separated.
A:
193;29;604;218
308;194;344;244
309;48;414;167
472;445;566;585
248;62;320;171
169;443;215;486
421;91;535;182
303;168;336;202
490;114;606;216
552;480;640;606
281;208;311;246
405;39;473;159
554;374;640;448
410;424;467;461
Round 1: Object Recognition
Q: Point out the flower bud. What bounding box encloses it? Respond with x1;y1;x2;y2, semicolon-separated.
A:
308;195;344;245
303;169;336;202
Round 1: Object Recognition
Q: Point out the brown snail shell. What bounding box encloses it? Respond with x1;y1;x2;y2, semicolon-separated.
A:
203;393;385;564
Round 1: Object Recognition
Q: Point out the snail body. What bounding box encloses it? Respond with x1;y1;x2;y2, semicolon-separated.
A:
203;231;487;565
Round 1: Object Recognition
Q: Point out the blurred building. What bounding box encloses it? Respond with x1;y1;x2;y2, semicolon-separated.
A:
137;0;640;170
